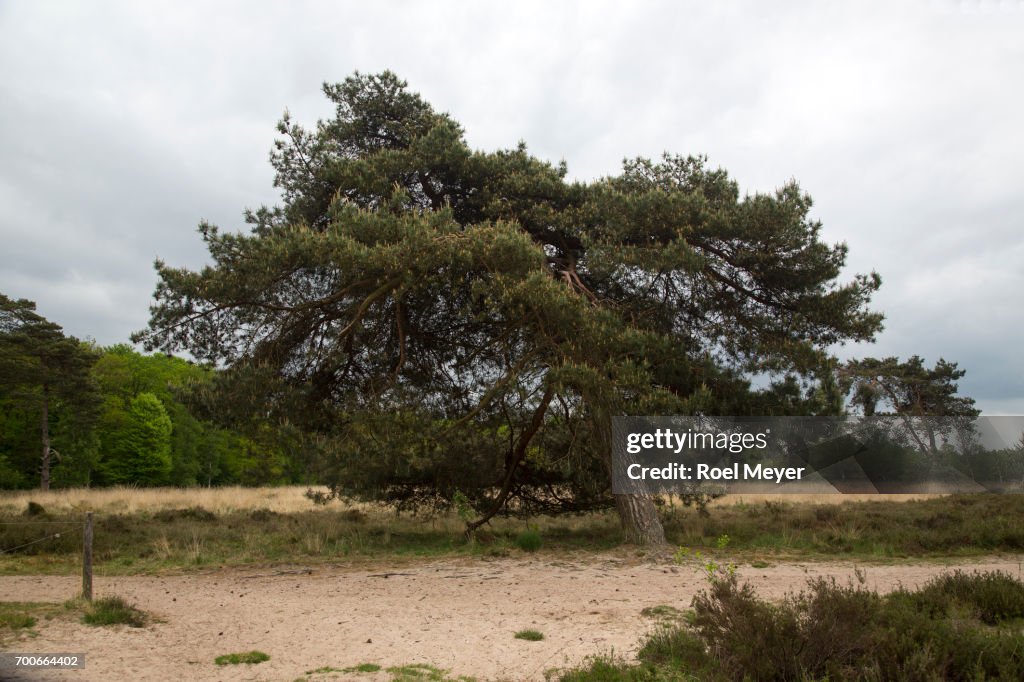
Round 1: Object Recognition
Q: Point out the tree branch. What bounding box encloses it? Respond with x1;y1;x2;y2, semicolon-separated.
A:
465;382;555;535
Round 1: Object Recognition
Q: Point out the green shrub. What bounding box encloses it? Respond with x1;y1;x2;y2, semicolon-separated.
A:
215;650;270;665
637;625;709;670
908;569;1024;624
515;629;544;641
82;596;147;627
153;506;216;522
24;501;46;517
556;570;1024;681
248;508;278;522
514;530;543;552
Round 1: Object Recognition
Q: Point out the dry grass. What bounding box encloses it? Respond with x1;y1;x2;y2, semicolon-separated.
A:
705;493;942;507
0;485;347;515
0;486;942;517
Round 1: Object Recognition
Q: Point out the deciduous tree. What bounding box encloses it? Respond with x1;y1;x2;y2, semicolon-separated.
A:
100;392;173;485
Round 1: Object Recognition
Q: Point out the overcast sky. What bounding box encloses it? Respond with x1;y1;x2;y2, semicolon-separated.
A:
1;0;1021;413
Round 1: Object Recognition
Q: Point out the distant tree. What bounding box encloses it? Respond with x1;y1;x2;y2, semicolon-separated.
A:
92;345;206;484
840;356;980;458
100;392;173;485
135;72;883;544
89;345;288;487
0;294;99;489
840;356;978;418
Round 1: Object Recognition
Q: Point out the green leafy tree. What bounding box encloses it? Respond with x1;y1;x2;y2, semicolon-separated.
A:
135;72;883;543
100;392;173;485
90;345;282;487
0;294;99;489
93;345;206;484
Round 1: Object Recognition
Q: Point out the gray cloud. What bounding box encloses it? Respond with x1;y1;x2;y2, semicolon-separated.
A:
1;0;1021;413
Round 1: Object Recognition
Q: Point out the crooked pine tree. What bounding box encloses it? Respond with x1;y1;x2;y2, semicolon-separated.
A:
135;72;883;544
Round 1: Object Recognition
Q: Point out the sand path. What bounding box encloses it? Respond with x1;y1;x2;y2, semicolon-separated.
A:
2;554;1022;681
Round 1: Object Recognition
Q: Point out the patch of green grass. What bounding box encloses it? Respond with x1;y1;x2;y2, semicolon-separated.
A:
640;605;684;620
0;612;36;629
81;596;147;627
385;663;474;681
514;628;544;641
660;494;1024;558
349;663;382;672
215;650;270;665
0;603;42;630
514;530;543;552
307;663;381;674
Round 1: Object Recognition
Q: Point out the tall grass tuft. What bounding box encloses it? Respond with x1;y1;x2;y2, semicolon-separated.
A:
81;596;147;628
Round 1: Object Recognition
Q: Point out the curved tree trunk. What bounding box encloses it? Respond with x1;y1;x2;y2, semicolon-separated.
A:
614;493;666;545
592;401;667;545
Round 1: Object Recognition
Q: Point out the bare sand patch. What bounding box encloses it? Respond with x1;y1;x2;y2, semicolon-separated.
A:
2;554;1022;681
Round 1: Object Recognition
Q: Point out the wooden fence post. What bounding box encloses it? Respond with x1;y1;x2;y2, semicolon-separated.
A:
82;511;93;601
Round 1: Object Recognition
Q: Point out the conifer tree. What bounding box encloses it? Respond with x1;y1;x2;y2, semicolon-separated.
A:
0;294;99;489
136;72;883;543
840;356;979;459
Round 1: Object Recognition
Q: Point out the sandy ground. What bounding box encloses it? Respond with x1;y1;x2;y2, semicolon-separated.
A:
2;554;1022;682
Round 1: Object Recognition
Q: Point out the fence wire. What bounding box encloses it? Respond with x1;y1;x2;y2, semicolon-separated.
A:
0;520;83;554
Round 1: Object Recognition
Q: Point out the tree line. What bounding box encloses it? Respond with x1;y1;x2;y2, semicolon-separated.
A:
0;296;304;489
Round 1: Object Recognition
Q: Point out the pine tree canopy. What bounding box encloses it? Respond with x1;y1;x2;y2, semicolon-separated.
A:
134;71;884;539
1;293;100;489
840;356;979;418
1;294;97;394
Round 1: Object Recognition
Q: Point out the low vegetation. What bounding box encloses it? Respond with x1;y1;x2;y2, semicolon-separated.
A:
384;664;475;681
514;529;543;552
0;485;327;515
514;629;545;641
1;597;148;645
639;605;686;622
0;601;72;644
302;662;466;680
0;607;37;630
214;650;270;665
81;596;147;627
344;663;382;673
555;570;1024;681
1;491;1021;575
